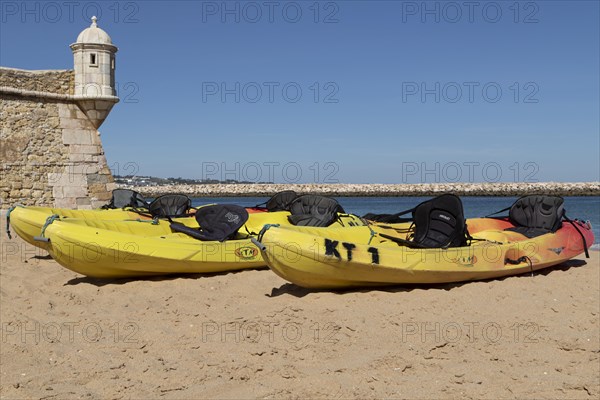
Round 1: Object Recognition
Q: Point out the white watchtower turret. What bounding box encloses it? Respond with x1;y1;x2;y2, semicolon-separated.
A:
70;16;119;128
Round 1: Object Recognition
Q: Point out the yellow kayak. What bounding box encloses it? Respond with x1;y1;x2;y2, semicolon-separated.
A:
255;217;594;289
41;211;365;278
6;193;200;249
7;206;154;250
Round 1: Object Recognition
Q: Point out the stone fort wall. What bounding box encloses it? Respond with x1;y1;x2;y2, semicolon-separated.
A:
0;67;115;209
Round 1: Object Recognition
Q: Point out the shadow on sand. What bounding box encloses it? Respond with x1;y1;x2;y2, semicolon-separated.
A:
267;258;590;298
64;266;268;287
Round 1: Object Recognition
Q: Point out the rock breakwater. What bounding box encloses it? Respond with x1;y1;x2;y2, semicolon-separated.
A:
119;182;600;197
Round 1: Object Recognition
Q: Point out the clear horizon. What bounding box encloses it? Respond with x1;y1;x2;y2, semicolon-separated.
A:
2;1;599;184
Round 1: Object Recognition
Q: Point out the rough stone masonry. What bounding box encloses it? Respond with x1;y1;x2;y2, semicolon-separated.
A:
0;17;118;209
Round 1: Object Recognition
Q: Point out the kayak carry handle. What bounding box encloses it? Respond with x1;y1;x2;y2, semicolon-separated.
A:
33;214;60;243
250;237;266;252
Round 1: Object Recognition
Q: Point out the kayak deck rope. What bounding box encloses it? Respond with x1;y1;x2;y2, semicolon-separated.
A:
367;225;377;246
39;214;60;239
257;224;280;243
251;224;281;252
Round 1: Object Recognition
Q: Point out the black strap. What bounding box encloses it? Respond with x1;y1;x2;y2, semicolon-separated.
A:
465;226;476;246
485;206;511;218
170;221;209;241
6;210;12;240
253;200;268;208
125;208;155;219
378;233;425;248
379;231;457;249
375;224;414;233
563;213;590;258
505;256;534;276
390;207;416;220
128;207;195;220
505;256;529;265
243;224;258;236
377;222;416;246
168;215;204;240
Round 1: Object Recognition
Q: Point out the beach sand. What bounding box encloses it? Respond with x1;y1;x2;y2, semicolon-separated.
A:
1;230;598;399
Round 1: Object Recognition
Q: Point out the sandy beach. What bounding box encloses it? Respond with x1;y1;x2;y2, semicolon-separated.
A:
1;229;598;399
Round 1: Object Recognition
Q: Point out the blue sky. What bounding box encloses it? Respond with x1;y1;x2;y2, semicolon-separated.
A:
1;0;599;184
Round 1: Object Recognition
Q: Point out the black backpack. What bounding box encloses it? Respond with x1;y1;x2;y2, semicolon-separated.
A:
148;194;192;218
170;204;249;242
379;194;470;249
287;195;345;227
103;189;148;209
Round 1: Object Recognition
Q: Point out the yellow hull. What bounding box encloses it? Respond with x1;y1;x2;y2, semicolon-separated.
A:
42;211;365;278
258;218;595;289
7;206;152;250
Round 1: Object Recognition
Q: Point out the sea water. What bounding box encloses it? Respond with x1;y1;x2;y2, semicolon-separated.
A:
191;196;600;246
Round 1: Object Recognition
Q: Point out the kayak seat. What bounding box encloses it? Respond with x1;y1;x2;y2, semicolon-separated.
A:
408;194;469;248
148;194;192;218
266;190;298;212
504;195;564;238
103;189;148;209
288;195;345;227
379;194;470;248
170;204;249;242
